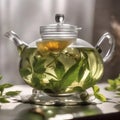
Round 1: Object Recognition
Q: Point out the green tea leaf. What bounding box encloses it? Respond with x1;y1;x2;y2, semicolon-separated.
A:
0;83;13;88
105;86;115;91
31;73;43;90
20;68;31;77
60;59;83;90
94;93;106;102
21;48;36;58
73;86;84;92
55;60;65;79
78;51;95;89
20;48;36;71
33;56;46;73
108;79;117;89
105;79;117;91
93;85;100;93
105;74;120;93
0;97;9;103
116;79;120;86
44;79;61;93
77;56;87;82
82;74;96;89
0;88;4;96
45;72;57;79
0;74;21;103
5;91;21;97
0;83;13;96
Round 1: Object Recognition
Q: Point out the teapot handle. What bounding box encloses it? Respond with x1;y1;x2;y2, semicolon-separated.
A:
95;32;115;62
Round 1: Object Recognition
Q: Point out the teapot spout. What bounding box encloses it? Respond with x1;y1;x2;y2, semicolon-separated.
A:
5;31;28;46
4;31;28;55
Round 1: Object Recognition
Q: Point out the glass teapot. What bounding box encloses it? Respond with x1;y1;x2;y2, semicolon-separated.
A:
5;14;115;105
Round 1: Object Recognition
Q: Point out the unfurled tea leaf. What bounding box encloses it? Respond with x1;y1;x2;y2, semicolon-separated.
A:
73;86;84;92
21;48;36;58
78;51;95;89
55;60;65;79
82;74;96;89
20;68;31;77
44;79;61;93
60;59;84;90
33;56;46;73
31;73;43;90
77;57;86;82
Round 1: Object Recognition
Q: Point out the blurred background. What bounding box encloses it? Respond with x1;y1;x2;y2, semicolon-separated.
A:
0;0;120;84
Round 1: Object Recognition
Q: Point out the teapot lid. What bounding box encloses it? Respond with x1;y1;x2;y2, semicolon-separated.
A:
40;14;81;39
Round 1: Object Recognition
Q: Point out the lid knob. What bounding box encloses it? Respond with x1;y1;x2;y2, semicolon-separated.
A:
55;14;64;23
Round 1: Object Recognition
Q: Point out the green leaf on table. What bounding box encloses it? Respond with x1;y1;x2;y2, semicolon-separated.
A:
0;97;9;103
93;85;106;102
0;83;13;88
108;79;117;89
0;84;13;94
0;74;21;103
105;74;120;99
105;79;117;91
93;85;100;93
94;93;106;102
0;84;13;96
5;91;21;97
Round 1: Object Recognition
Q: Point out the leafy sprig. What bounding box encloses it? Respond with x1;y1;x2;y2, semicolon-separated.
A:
105;74;120;95
93;85;106;102
0;75;21;103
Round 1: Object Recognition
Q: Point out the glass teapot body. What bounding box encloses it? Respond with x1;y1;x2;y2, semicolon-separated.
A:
19;38;104;95
5;14;115;98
